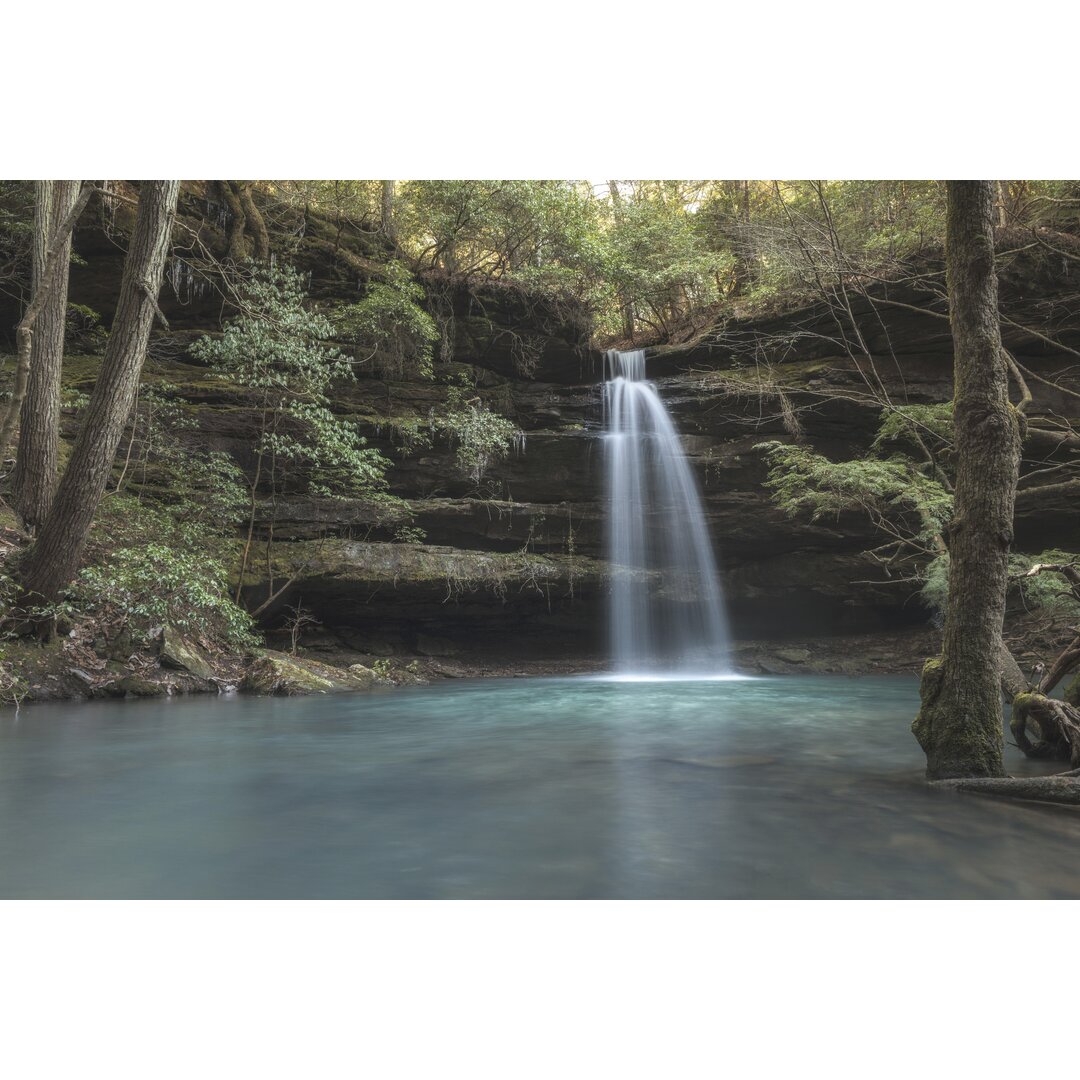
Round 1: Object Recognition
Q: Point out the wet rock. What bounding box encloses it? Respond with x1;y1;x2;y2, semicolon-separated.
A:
116;675;167;697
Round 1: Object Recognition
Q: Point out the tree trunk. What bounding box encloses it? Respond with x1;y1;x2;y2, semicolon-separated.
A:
218;180;248;262
728;180;755;297
12;181;84;530
16;181;180;617
235;182;269;262
607;181;635;341
0;181;94;463
912;181;1022;780
381;180;396;246
995;180;1008;228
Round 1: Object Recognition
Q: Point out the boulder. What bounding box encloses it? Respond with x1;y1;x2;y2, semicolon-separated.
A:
116;675;167;697
160;626;216;681
347;663;376;688
242;650;374;696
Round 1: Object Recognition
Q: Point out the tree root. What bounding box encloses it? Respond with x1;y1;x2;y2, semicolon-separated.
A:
1011;692;1080;767
933;769;1080;804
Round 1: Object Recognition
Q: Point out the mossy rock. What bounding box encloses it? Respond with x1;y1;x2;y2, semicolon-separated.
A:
116;675;167;698
160;626;216;681
347;663;376;688
242;650;374;696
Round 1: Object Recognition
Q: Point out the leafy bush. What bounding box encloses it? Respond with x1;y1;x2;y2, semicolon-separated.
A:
190;264;389;500
757;440;952;548
872;402;954;455
1011;551;1080;616
921;550;1080;617
334;261;439;380
65;542;258;651
438;386;522;484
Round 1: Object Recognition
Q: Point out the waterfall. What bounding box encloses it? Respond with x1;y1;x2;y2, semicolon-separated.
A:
603;349;732;675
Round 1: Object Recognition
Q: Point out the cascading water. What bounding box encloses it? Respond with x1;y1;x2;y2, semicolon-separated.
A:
603;349;732;675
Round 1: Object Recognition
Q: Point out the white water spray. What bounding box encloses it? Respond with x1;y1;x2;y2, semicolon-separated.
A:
603;350;732;675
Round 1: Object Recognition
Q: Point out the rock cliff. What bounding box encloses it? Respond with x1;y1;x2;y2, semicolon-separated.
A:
10;196;1078;670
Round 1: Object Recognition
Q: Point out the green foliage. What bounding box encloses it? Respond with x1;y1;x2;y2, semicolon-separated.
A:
1011;552;1080;616
756;440;952;547
438;386;522;484
64;497;258;651
920;553;950;613
393;524;427;545
115;381;248;526
61;386;90;413
66;543;258;651
601;182;731;337
921;550;1080;617
334;261;438;380
872;402;954;454
383;415;433;455
397;181;599;283
190;264;389;499
65;303;108;352
0;181;33;277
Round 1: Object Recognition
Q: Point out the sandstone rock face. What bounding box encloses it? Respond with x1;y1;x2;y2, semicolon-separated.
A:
35;205;1080;664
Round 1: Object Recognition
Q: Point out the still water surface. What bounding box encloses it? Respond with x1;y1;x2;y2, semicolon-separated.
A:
0;675;1076;898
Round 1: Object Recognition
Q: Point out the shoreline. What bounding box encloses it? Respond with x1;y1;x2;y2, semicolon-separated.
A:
2;626;939;711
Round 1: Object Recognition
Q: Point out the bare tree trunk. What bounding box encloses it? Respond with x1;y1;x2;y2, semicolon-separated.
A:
12;181;84;530
995;180;1008;228
912;181;1023;779
381;180;396;246
607;181;635;341
727;180;756;297
0;182;95;462
15;181;180;619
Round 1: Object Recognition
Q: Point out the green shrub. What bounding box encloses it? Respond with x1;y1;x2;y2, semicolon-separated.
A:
65;544;257;651
334;260;439;380
439;386;522;484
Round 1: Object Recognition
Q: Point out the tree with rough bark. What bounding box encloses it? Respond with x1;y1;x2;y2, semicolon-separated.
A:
381;180;396;246
607;181;636;341
15;180;181;619
911;180;1023;780
0;181;95;466
218;181;269;263
10;181;86;530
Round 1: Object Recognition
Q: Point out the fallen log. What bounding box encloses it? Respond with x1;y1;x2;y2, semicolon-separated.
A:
933;770;1080;805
